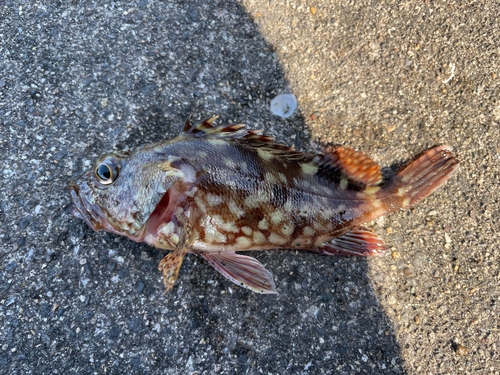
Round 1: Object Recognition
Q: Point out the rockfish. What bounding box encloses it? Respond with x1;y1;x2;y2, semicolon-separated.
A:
68;118;459;294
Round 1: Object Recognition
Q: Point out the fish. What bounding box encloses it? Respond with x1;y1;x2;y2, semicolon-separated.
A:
68;117;459;294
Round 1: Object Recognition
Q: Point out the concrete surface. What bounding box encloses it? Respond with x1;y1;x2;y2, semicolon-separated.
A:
0;0;498;374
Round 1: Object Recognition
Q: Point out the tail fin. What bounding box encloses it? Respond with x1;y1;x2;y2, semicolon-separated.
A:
385;146;459;210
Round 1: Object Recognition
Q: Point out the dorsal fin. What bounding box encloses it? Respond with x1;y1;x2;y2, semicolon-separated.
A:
180;119;382;174
182;118;313;160
320;146;382;186
181;116;218;135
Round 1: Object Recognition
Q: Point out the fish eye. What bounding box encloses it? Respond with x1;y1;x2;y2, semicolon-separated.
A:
94;157;120;185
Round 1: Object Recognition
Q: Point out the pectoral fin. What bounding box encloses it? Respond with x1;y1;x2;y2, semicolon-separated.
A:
158;215;193;294
316;230;389;256
201;252;277;294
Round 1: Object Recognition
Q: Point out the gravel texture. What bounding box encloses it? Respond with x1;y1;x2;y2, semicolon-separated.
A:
1;0;499;374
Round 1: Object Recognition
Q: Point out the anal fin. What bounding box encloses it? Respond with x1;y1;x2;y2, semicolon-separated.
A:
201;252;277;294
316;230;389;256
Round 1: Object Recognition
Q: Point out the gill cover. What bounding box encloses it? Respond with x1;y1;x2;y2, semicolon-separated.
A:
110;156;185;235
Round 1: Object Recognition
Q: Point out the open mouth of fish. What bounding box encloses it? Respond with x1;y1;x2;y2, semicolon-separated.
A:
68;181;104;232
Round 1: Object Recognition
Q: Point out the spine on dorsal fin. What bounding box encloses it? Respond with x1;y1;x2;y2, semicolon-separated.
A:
182;116;261;138
320;146;383;186
181;116;219;135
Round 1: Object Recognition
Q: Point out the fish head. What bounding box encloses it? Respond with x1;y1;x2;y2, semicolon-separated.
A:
68;149;185;241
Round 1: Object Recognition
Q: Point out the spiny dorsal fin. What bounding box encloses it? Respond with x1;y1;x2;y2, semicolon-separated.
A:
181;118;320;164
182;117;275;142
320;146;383;186
181;116;218;135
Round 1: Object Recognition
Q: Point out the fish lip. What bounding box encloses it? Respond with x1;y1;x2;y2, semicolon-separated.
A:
69;204;84;220
68;181;103;231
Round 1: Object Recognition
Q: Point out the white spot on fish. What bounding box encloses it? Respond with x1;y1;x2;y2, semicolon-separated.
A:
269;233;288;245
313;221;326;232
253;231;266;244
265;172;278;184
339;178;348;190
217;219;239;233
397;187;407;197
159;221;176;236
300;163;319;175
236;236;252;248
278;173;287;184
228;200;245;219
241;226;253;236
282;224;295;237
207;139;226;146
204;222;227;243
258;218;269;230
283;199;293;212
257;148;273;161
205;193;223;206
365;186;381;194
270;210;284;225
303;226;315;236
402;198;411;208
194;196;207;212
244;194;261;209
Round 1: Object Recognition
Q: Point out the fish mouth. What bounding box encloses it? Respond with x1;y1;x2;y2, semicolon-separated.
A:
68;181;104;232
69;204;84;220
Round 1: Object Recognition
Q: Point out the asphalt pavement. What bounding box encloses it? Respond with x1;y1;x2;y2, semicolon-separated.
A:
1;1;499;374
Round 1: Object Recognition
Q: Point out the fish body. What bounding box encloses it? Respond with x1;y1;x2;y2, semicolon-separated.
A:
69;118;459;293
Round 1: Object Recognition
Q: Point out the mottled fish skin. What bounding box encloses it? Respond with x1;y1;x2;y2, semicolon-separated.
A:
69;118;460;294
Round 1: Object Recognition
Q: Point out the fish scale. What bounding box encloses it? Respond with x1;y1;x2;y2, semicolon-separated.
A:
69;117;459;294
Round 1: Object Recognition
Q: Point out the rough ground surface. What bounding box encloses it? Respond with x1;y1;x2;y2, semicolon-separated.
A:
0;0;498;374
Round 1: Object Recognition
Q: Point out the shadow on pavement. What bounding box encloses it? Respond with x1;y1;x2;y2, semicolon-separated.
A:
0;1;404;374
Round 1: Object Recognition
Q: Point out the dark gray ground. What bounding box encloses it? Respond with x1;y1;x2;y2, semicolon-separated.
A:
0;0;498;374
